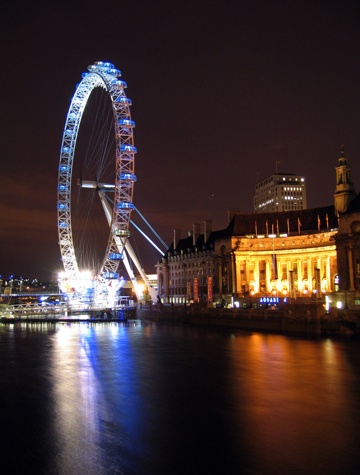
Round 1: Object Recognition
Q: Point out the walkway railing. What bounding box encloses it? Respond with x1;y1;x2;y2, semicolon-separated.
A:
0;302;134;319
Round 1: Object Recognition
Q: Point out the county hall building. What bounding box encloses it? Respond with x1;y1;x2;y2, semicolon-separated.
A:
156;149;360;308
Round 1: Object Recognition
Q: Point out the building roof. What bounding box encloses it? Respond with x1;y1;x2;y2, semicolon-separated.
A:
168;205;338;256
170;221;234;254
230;205;338;236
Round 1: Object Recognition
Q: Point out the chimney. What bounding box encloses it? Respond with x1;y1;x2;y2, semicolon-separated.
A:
173;229;181;250
204;219;212;243
193;223;200;246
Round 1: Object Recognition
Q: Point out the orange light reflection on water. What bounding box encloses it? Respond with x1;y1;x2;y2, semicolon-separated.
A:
228;334;360;473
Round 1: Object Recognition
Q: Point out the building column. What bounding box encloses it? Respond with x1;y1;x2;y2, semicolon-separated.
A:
266;259;271;293
308;258;312;292
245;259;251;292
276;258;281;285
286;258;292;295
235;256;241;294
231;253;237;294
297;259;302;292
254;260;260;293
317;257;322;293
326;256;331;292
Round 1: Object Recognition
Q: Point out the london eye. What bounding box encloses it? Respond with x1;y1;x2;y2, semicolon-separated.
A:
57;61;153;306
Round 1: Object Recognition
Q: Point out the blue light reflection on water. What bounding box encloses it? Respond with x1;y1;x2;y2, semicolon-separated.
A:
0;322;360;474
50;322;147;474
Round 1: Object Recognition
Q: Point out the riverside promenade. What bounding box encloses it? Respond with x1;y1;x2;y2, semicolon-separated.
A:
137;302;360;337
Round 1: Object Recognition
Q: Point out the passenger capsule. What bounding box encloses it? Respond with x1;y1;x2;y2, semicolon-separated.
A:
117;202;135;210
120;173;137;181
115;96;132;105
109;68;121;77
103;272;119;279
118;119;135;128
114;229;130;237
93;61;115;70
120;145;137;153
102;62;114;69
111;79;127;88
109;253;123;261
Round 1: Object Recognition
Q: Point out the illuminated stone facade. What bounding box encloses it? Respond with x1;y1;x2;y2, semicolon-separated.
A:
231;226;337;298
156;207;339;304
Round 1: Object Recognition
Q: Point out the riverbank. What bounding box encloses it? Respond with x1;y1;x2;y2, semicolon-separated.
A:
1;303;358;337
138;303;360;337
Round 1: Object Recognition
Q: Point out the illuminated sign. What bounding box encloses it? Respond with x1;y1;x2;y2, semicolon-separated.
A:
259;297;280;304
194;278;199;302
207;276;213;302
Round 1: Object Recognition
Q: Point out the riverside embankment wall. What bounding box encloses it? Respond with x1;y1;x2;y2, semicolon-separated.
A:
138;303;360;336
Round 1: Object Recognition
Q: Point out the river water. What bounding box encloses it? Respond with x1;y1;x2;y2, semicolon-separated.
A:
0;321;360;475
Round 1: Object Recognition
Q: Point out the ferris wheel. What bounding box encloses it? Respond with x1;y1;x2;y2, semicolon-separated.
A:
57;61;146;303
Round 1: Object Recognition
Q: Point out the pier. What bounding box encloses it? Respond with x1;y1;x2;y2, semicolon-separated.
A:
0;301;136;323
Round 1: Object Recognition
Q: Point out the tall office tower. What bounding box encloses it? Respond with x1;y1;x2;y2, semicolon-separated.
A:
254;173;307;213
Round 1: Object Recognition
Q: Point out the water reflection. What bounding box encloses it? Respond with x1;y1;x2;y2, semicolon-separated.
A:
228;334;360;474
0;323;360;474
51;324;102;472
50;323;147;474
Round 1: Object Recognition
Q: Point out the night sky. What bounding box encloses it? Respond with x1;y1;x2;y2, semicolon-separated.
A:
1;0;360;281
